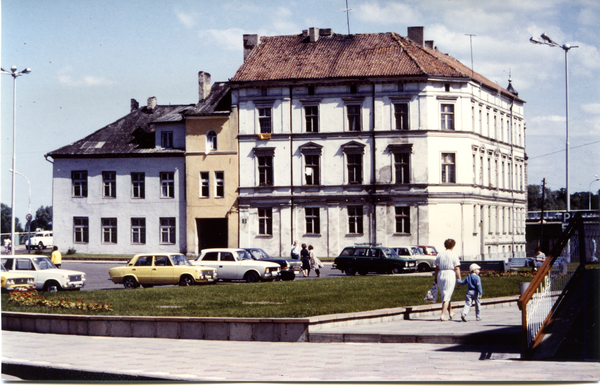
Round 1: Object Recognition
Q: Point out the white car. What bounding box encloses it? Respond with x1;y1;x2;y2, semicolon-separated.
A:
393;246;436;272
29;231;53;250
1;255;86;291
193;248;281;283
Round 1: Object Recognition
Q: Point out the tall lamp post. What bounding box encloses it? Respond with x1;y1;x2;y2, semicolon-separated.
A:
530;33;578;213
590;175;600;210
9;169;32;252
2;66;32;255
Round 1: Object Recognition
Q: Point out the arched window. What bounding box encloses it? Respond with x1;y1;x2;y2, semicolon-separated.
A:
207;131;217;151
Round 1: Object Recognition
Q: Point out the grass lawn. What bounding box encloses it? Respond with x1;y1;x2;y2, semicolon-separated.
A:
1;273;533;318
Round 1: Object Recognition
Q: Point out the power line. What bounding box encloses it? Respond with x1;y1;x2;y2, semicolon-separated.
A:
528;140;600;160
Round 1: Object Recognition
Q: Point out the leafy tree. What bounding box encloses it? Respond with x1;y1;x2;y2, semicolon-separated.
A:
1;203;23;233
31;206;52;231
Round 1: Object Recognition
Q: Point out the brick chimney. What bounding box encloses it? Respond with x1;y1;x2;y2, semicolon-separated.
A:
131;98;139;112
198;71;211;101
147;96;157;111
408;26;424;46
243;34;259;61
425;40;434;49
309;27;319;43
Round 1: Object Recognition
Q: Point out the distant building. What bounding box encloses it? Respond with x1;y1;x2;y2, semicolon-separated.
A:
230;27;527;259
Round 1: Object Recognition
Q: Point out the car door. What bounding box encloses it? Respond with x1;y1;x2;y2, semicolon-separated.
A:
369;248;383;272
152;255;174;284
130;255;154;285
198;251;220;273
218;251;241;279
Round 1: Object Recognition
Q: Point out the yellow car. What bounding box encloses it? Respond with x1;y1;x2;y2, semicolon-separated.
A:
1;263;36;292
109;253;217;289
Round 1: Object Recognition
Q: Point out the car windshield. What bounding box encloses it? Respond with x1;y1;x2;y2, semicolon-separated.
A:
170;254;191;266
248;248;270;260
33;257;57;270
382;248;398;258
236;250;253;261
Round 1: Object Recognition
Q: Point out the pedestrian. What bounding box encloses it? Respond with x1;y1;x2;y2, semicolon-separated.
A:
3;237;10;254
300;243;310;277
533;248;546;271
457;263;483;322
291;240;301;260
309;245;323;277
433;238;461;321
51;246;62;268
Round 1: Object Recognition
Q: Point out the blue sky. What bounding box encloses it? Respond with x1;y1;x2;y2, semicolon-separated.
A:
2;0;599;222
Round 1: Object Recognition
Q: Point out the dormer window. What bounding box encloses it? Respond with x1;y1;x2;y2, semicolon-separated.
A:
207;130;217;151
161;131;173;148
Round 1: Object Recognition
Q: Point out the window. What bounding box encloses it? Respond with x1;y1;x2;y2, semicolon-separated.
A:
473;205;478;235
347;154;362;184
444;83;451;92
305;208;320;234
131;173;145;198
215;171;224;198
394;103;409;130
395;206;410;233
304;155;320;185
441;153;456;183
305;106;319;132
160;218;176;244
160;172;175;198
479;155;484;185
102;218;117;244
472;153;477;184
161;131;173;148
102;171;116;198
394;152;410;184
258;156;273;186
258;108;272;133
207;130;217;150
131;218;146;244
348;206;363;234
200;172;209;198
440;104;454;130
347;105;361;131
478;109;482;134
258;208;272;236
74;217;89;243
72;171;88;197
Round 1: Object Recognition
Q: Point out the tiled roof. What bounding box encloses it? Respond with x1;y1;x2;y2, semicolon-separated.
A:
231;32;521;100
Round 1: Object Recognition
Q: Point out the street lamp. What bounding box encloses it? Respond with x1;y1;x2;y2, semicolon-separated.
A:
589;175;600;210
530;33;578;213
1;66;32;255
9;169;32;252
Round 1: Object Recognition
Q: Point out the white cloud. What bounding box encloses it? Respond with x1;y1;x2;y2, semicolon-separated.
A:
56;67;115;87
175;10;196;29
198;28;246;52
582;103;600;114
355;2;422;25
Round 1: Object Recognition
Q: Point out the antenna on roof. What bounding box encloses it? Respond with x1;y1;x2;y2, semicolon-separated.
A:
344;0;351;34
465;34;476;78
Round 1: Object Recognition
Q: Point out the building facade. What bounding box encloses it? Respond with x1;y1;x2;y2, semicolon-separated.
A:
231;27;527;259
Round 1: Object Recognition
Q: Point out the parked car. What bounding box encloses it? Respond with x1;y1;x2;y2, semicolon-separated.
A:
194;248;281;283
416;245;439;256
333;245;417;275
393;246;436;272
1;263;36;292
244;248;301;281
1;255;85;291
29;231;53;250
109;253;217;289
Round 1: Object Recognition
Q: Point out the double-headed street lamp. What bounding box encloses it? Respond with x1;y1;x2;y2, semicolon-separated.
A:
530;33;578;213
2;66;32;255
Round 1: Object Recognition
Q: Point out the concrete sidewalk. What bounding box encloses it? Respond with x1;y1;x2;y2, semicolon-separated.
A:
3;301;599;382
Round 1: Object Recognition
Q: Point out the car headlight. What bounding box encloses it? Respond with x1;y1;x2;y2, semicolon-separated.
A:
6;279;14;285
27;278;35;284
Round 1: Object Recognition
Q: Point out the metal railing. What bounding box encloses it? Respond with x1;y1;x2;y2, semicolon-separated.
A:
517;212;590;359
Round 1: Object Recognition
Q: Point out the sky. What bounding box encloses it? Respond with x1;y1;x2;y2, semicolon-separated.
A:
2;0;599;223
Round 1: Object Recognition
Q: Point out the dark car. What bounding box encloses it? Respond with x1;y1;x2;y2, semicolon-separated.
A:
333;245;417;276
244;248;302;281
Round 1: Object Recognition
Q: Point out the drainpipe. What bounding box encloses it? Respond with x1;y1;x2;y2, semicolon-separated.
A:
371;81;377;244
290;85;294;255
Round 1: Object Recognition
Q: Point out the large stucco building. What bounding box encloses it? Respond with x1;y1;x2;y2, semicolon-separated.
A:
230;27;527;259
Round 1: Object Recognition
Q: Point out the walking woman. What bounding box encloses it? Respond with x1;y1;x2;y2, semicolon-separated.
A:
433;239;461;321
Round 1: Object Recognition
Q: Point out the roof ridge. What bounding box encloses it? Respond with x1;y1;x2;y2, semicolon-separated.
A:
390;33;427;76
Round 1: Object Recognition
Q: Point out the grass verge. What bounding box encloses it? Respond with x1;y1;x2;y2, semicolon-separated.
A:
1;273;532;318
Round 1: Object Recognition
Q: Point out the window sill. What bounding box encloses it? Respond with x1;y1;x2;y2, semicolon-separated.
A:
256;235;273;238
302;234;322;238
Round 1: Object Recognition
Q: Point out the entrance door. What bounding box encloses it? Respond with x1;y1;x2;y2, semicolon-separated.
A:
197;218;228;252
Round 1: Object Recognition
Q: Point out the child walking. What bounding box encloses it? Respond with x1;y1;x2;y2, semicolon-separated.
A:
456;263;483;322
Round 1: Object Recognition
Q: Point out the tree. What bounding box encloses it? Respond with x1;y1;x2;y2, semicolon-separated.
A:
1;203;23;234
31;206;53;231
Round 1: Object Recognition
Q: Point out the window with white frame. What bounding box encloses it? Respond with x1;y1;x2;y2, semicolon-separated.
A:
160;218;176;244
215;171;224;198
304;154;320;185
394;103;409;130
131;172;145;199
473;205;478;235
305;106;319;133
160;172;175;198
101;218;117;244
258;108;272;133
102;171;116;198
348;206;363;234
161;131;173;148
305;207;320;234
441;153;455;183
346;105;361;131
207;130;217;151
440;104;454;130
347;154;362;184
74;217;89;243
480;155;484;185
394;152;410;184
72;171;88;197
472;153;477;184
131;218;146;244
258;208;272;236
200;172;209;198
395;206;410;233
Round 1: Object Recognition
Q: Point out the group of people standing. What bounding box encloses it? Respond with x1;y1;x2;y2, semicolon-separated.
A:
291;241;323;277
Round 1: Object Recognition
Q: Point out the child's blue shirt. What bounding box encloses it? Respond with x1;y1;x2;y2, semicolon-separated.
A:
457;273;482;295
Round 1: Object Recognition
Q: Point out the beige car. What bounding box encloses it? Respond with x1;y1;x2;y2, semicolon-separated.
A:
109;253;217;288
1;263;36;292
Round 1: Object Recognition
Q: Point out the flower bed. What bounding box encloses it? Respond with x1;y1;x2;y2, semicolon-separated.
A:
8;288;113;312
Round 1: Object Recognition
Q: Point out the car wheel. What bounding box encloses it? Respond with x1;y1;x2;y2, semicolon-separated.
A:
390;266;401;274
345;267;356;276
123;276;138;289
282;272;295;281
358;269;368;276
38;242;45;250
43;281;60;292
179;275;194;286
245;271;260;283
418;263;430;272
